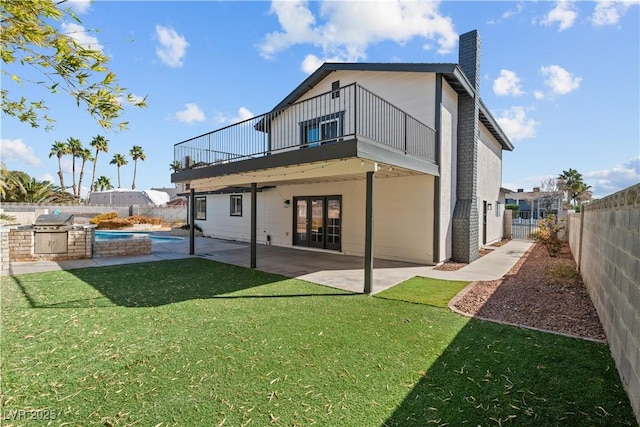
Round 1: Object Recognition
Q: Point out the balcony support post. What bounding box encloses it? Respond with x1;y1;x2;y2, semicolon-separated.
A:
189;188;195;255
250;182;257;268
364;170;375;294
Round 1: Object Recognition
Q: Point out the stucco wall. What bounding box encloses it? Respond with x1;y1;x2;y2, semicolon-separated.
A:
438;79;459;262
567;184;640;422
476;122;504;245
197;174;435;264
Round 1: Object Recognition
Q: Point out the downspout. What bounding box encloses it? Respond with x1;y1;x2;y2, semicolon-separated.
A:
433;74;442;264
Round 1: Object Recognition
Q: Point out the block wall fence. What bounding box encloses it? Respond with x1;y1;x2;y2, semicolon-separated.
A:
0;204;188;224
567;183;640;423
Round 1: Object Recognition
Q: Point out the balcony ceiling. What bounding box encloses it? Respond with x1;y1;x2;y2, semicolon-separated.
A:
188;157;429;191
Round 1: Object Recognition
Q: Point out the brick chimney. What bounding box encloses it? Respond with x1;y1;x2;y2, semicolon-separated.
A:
452;30;481;263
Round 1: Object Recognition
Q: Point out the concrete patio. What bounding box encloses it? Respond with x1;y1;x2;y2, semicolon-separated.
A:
5;235;533;294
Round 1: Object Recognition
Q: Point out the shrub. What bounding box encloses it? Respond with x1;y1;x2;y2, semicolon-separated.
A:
181;223;203;232
95;215;163;229
90;212;118;224
529;214;564;257
127;215;162;225
96;218;130;230
544;263;582;288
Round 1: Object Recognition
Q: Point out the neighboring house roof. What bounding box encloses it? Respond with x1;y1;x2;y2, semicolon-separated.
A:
268;62;513;151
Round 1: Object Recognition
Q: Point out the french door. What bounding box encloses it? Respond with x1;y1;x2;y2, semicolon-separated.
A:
293;196;341;251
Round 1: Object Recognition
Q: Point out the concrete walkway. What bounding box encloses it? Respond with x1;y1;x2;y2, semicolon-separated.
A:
4;237;533;294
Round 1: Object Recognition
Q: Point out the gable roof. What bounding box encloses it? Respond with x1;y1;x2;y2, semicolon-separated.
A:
269;62;513;151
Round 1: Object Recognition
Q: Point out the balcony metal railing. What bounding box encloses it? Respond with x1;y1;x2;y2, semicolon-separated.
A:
174;83;436;170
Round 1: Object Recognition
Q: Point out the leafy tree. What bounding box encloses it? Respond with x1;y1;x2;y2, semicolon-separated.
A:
89;135;109;192
1;0;146;130
110;153;128;188
94;175;113;191
77;147;94;198
129;145;146;190
48;140;69;190
67;137;83;198
169;160;182;173
537;177;564;215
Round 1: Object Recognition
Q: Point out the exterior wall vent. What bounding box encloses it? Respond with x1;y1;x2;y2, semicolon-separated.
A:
331;80;340;99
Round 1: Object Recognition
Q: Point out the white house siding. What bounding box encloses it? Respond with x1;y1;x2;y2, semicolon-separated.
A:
196;174;434;264
476;123;504;245
438;80;459;262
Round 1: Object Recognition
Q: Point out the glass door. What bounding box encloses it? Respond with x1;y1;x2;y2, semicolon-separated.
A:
294;198;308;246
292;196;341;251
310;197;324;248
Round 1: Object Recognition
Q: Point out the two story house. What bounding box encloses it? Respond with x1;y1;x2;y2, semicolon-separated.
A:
171;30;513;293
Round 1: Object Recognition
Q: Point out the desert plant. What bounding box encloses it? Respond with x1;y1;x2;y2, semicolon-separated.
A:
544;263;582;288
529;214;564;257
89;212;118;225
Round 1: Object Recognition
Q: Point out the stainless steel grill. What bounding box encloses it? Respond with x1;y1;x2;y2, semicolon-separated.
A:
33;213;74;254
33;213;75;230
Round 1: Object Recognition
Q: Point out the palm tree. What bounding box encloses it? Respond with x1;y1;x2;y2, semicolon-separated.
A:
558;168;588;206
49;140;69;191
67;137;83;199
169;160;182;173
129;145;146;190
110;153;128;188
94;176;113;191
89;135;109;193
77;148;94;199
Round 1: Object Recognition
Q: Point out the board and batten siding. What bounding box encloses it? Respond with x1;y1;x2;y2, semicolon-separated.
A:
268;71;438;152
476;122;504;245
196;174;435;264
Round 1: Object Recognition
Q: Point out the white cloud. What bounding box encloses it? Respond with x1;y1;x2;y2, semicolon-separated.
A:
540;65;582;95
533;90;545;100
493;69;524;96
496;107;539;141
40;173;56;184
174;103;206;124
259;0;457;71
61;22;103;51
503;3;525;19
66;0;91;14
301;54;325;74
155;25;189;67
231;107;254;124
541;1;578;31
211;107;255;126
585;156;640;196
591;0;640;26
0;138;42;166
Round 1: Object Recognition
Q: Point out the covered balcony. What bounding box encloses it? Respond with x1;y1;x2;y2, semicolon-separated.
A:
172;83;438;185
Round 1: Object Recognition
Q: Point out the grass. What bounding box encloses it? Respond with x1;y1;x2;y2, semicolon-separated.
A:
375;276;469;308
1;258;635;426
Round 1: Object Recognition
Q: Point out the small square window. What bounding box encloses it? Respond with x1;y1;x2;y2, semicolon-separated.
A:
195;197;207;220
230;195;242;216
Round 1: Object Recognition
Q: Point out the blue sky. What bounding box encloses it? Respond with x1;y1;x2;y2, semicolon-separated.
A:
2;0;639;198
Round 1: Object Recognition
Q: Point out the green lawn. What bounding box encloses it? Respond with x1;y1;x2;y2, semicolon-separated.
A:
1;259;635;426
376;276;470;308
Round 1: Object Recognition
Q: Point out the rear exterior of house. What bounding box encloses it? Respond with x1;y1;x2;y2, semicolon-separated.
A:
171;30;513;285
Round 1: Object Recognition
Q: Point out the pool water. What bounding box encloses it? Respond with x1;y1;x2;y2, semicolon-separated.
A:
94;231;184;242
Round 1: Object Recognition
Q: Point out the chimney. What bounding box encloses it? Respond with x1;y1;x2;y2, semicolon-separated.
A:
452;30;482;264
459;30;481;92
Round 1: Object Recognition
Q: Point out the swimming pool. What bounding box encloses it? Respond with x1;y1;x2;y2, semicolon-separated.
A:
94;231;184;242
